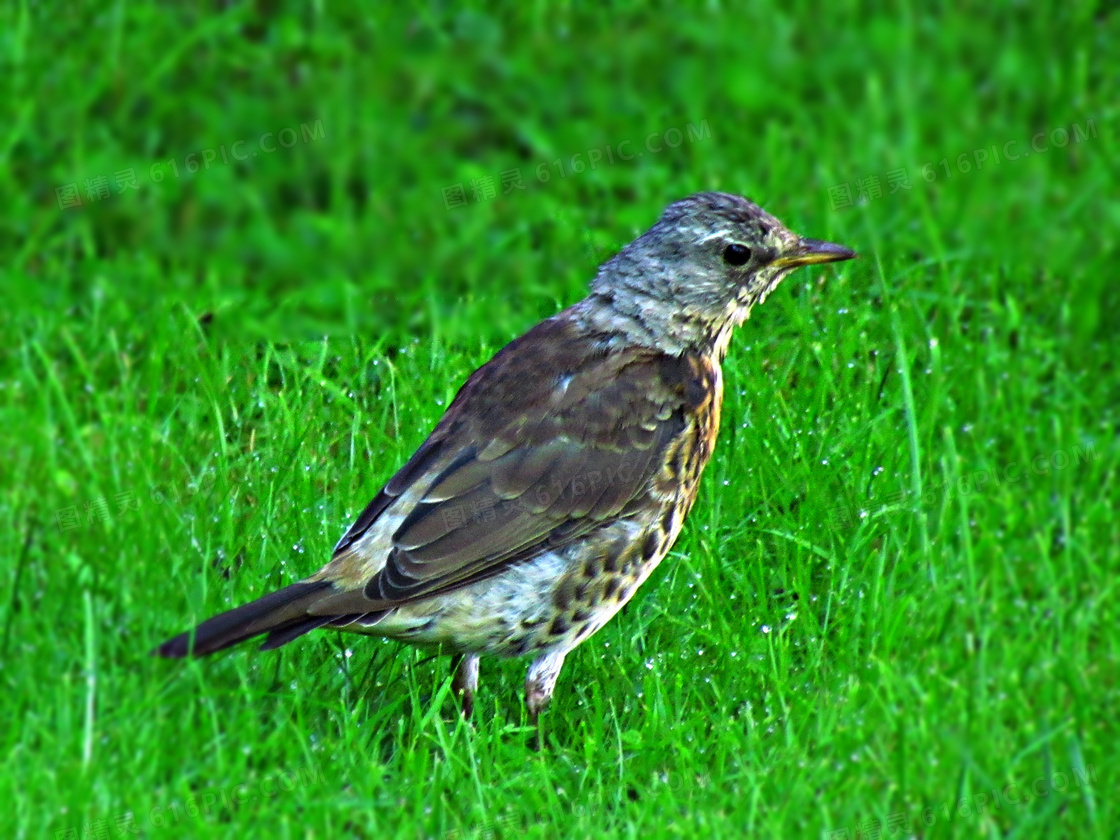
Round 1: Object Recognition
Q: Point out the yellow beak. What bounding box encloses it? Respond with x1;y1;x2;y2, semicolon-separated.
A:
772;238;857;269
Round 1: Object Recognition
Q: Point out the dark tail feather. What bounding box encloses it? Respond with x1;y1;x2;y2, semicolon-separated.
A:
153;580;334;658
259;616;337;651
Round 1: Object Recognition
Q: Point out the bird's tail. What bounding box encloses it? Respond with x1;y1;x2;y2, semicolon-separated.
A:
153;580;337;658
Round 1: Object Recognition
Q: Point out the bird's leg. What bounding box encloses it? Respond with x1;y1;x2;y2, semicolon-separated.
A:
525;649;568;729
451;653;480;719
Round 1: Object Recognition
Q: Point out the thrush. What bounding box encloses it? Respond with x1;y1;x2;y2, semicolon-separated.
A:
155;192;855;723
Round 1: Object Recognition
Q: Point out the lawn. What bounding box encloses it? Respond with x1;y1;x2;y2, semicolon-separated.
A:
1;3;1116;838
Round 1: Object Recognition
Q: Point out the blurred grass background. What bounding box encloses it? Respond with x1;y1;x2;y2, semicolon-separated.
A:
1;2;1117;838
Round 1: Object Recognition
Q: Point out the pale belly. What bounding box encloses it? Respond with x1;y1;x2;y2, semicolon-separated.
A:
346;502;687;659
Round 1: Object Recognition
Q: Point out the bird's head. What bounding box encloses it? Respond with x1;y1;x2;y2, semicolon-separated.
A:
588;192;856;354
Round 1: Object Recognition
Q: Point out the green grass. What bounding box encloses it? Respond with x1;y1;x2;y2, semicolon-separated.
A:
2;2;1117;838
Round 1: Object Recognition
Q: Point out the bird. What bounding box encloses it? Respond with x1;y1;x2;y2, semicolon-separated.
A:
155;192;855;724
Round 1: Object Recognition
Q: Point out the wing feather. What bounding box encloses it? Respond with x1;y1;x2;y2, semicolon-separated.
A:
306;316;711;618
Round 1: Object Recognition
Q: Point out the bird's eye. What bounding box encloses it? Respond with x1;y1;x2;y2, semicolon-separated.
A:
723;243;752;266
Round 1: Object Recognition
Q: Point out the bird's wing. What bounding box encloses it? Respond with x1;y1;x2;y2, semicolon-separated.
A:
306;315;718;616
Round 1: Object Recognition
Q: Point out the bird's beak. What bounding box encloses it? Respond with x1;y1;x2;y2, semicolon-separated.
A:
772;238;857;269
